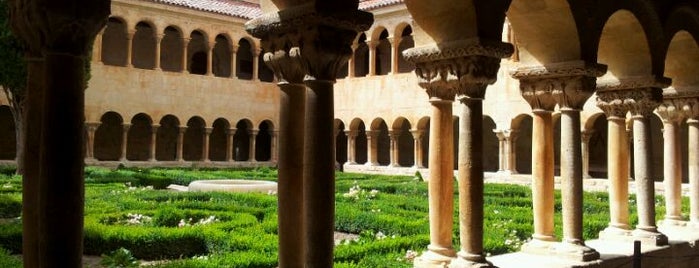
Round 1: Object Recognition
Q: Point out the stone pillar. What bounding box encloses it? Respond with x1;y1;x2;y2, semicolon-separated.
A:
247;5;372;267
688;107;699;226
346;130;357;164
597;94;632;237
348;44;357;78
154;34;163;70
181;38;190;73
599;77;669;246
252;48;260;81
271;130;279;162
177;126;186;161
94;31;104;64
411;130;424;168
202;127;212;162
230;44;238;78
85;122;100;161
389;131;399;167
9;2;110;265
657;99;686;225
120;123;131;162
149;124;159;162
226;128;236;162
581;130;594;179
368;40;378;76
126;30;135;67
514;62;604;261
249;130;258;162
389;36;400;74
366;130;379;166
495;129;517;175
207;42;214;76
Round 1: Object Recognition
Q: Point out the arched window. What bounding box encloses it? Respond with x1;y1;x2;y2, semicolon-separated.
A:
397;25;415;73
258;52;274;82
188;31;208;75
156;115;180;161
354;34;369;77
256;121;273;161
183;117;205;161
127;113;152;161
233;120;252;160
94;112;123;161
132;22;156;69
236;39;254;80
101;17;128;66
210;118;230;161
213;35;232;77
161;26;184;72
375;30;390;75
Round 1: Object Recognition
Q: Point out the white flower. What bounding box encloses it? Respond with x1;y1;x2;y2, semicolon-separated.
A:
404;250;418;261
375;231;386;240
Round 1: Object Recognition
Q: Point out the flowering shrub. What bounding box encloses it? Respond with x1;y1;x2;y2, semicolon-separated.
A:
178;215;219;228
342;181;379;201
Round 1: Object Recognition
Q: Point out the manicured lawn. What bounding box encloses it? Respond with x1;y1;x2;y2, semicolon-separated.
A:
0;166;676;267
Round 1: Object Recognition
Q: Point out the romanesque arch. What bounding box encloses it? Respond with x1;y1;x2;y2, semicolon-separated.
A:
417;116;430;168
213;34;232;77
483;115;499;172
374;28;390;76
350;118;367;164
512;114;533;174
597;10;655;80
396;24;414;73
127;113;153;161
586;113;608;178
94;111;123;161
188;30;208;75
101;17;128;66
354;33;369;77
132;21;157;70
0;106;16;160
234;119;253;161
161;26;184;72
371;118;390;166
183;116;205;161
236;38;254;80
256;120;274;161
393;117;414;167
335;119;348;166
210;118;230;161
156;115;180;161
258;52;274;82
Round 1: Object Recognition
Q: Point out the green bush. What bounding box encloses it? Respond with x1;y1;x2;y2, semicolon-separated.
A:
0;247;21;268
0;195;21;218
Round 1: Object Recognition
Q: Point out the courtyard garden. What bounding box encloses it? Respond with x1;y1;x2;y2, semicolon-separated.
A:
0;166;674;267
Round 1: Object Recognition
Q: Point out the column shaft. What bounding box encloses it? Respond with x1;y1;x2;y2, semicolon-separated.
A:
181;38;190;73
207;43;214;76
663;121;683;221
368;42;377;76
252;50;260;81
606;117;631;231
389;132;399;167
154;35;162;70
120;124;130;161
303;80;335;267
226;129;235;162
366;131;378;165
230;46;238;78
390;37;399;74
85;123;98;160
277;84;306;267
177;127;185;161
202;128;212;162
689;119;699;224
560;109;584;244
531;110;555;241
249;131;258;162
149;125;158;161
633;116;658;232
126;31;134;67
581;131;592;179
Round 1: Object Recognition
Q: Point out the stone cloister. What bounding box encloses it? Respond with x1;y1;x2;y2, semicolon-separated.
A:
4;0;699;267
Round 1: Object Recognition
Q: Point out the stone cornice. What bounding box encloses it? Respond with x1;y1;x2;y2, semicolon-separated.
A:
595;75;671;91
596;88;663;118
510;61;607;80
402;38;514;64
245;3;373;38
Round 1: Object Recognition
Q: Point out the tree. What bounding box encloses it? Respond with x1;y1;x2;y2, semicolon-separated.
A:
0;0;27;174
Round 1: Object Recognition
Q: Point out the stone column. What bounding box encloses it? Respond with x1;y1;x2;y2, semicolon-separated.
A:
657;99;686;225
202;127;212;162
249;130;258;162
252;48;260;81
366;130;379;166
154;34;163;71
120;123;131;162
247;5;372;267
411;130;424;168
271;130;279;162
85;122;100;161
581;130;594;179
346;130;357;164
368;40;378;76
230;44;238;78
126;30;135;67
177;126;186;161
348;44;357;78
94;31;104;64
597;94;632;237
207;42;214;76
389;36;400;74
226;128;236;162
495;129;517;175
181;38;190;73
688;104;699;226
149;124;159;162
389;131;399;167
9;2;109;265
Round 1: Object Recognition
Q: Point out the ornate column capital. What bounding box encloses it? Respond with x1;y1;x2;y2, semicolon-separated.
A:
596;76;668;118
511;61;606;111
581;130;594;142
403;38;513;100
85;122;101;131
246;3;373;82
658;93;699;122
410;129;424;139
494;129;517;140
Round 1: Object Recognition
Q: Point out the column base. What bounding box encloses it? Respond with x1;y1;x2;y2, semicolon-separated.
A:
551;242;600;262
449;251;493;268
414;246;456;268
659;218;688;227
631;227;668;246
520;237;557;255
598;225;633;241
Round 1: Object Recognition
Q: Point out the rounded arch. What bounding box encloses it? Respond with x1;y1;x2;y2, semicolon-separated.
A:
236;38;255;80
161;26;185;72
101;17;129;66
209;118;231;161
584;112;608;131
213;34;233;77
664;29;699;93
256;120;274;161
233;119;253;161
397;24;415;73
506;0;580;64
94;111;124;161
0;106;16;160
483;115;499;172
403;0;478;44
351;119;368;165
183;116;206;161
587;113;608;178
335;119;348;167
512;114;533;174
354;33;369;77
127;113;153;161
394;117;414;167
133;21;157;70
375;29;391;75
188;30;209;75
156;114;181;161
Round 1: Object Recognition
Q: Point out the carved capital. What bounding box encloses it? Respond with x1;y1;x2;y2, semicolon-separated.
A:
656;98;688;123
85;122;101;132
344;130;358;138
403;38;513;63
410;130;424;140
597;88;663;118
9;0;110;56
511;61;606;111
246;3;373;81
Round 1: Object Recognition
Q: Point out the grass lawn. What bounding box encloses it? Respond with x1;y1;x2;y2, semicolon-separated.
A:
0;166;676;267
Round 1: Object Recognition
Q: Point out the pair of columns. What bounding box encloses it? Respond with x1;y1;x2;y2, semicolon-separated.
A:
84;123;267;162
345;129;425;168
511;61;606;261
494;129;519;175
404;40;513;267
595;77;671;246
246;4;373;267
